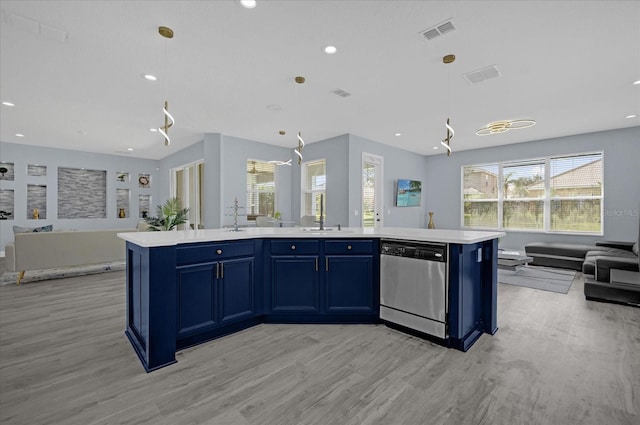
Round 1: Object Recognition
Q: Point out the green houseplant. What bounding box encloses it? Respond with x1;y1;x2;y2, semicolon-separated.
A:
144;197;190;231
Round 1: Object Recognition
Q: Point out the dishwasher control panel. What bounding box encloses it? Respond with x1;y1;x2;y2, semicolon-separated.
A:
380;240;447;262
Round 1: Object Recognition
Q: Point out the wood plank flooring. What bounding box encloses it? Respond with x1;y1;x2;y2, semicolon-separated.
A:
1;271;639;425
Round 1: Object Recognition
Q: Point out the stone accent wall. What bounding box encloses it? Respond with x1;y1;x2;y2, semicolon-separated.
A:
58;167;107;219
27;184;47;219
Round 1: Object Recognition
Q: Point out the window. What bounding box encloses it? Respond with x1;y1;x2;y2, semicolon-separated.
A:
171;160;204;229
301;159;326;220
462;152;603;234
246;160;275;220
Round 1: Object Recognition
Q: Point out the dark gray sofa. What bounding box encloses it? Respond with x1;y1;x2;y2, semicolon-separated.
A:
524;217;639;306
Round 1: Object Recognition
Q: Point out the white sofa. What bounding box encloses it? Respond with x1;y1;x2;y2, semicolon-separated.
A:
5;228;136;285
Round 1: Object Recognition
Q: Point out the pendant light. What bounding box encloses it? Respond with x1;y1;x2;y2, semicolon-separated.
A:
158;26;175;146
440;54;456;156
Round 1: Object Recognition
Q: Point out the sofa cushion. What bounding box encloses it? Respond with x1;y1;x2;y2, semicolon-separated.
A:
525;242;594;260
13;224;53;234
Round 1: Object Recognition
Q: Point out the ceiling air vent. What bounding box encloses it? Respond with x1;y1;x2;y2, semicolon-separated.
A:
331;88;351;98
420;18;455;41
462;65;501;84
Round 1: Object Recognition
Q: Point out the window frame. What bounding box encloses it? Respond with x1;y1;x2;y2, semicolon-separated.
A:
246;159;276;221
461;151;603;235
301;158;327;221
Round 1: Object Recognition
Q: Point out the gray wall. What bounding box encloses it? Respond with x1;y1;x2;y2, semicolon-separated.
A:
423;126;640;250
348;134;430;228
291;134;350;227
0;142;160;252
3;126;637;255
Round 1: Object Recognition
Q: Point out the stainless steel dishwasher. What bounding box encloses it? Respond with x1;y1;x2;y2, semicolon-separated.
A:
380;240;448;339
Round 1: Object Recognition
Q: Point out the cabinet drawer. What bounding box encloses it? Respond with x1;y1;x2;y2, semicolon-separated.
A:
325;239;374;255
271;240;319;255
177;241;254;265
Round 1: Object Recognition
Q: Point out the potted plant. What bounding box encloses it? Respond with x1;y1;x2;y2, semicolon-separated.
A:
144;197;189;231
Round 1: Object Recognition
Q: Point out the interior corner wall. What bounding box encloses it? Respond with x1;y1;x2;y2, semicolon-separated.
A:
0;141;160;252
290;134;350;227
423;126;640;250
219;135;293;227
348;134;429;228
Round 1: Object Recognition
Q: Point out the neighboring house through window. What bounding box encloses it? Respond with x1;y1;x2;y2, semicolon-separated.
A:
462;152;603;234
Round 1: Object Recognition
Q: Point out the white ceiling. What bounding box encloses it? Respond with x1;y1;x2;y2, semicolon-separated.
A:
1;0;639;161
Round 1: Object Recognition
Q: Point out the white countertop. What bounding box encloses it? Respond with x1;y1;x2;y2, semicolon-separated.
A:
118;227;505;248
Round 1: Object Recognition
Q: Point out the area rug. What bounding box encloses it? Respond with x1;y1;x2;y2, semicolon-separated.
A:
498;266;576;294
0;261;125;285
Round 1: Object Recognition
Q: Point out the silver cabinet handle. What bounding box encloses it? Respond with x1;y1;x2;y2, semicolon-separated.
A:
315;257;318;271
216;249;222;255
291;245;296;250
220;262;224;279
326;258;329;272
216;262;219;279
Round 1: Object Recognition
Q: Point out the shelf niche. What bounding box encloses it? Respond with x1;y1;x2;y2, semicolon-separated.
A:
0;189;14;220
117;189;130;218
27;184;47;219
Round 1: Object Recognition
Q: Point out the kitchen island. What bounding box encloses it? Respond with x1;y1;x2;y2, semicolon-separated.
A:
118;227;504;372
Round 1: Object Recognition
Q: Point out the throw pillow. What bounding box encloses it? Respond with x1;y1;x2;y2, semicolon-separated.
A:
13;224;53;235
33;225;53;232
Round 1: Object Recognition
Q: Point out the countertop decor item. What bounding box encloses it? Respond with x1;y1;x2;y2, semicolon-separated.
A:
427;212;435;229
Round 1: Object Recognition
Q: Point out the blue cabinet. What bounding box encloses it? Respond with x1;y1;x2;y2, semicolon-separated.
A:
268;239;379;318
448;239;498;351
176;241;256;341
325;239;378;315
270;240;320;313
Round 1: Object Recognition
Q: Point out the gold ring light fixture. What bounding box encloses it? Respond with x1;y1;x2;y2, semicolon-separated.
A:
475;119;536;136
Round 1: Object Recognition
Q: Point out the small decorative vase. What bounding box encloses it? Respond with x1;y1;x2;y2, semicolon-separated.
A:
33;208;39;220
119;208;126;218
427;212;435;229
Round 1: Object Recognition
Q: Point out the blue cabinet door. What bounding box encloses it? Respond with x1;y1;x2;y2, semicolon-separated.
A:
325;255;375;313
176;263;217;338
219;257;255;324
271;256;320;313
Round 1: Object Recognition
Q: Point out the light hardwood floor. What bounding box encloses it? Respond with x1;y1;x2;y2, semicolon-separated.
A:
0;270;639;425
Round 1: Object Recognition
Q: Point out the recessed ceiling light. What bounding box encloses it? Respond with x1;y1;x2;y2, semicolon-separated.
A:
626;114;637;119
433;146;439;150
633;80;640;85
324;45;337;54
150;128;158;132
2;101;15;107
394;133;402;137
239;0;257;9
16;133;24;137
143;74;157;81
127;148;134;151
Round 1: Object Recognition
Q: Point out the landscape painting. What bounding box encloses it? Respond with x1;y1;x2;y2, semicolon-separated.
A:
396;179;422;207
